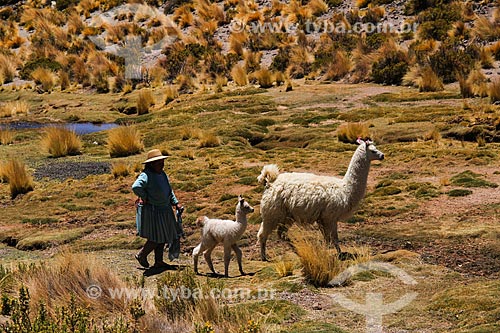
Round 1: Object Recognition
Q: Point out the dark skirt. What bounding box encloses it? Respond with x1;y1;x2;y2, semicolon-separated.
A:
136;203;176;244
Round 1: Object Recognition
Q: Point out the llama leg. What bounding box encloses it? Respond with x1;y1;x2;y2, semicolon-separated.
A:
320;221;341;253
257;222;272;261
231;244;244;275
192;243;203;274
203;245;217;275
223;243;232;277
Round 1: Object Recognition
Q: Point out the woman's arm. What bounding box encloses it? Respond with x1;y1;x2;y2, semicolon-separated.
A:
132;172;148;199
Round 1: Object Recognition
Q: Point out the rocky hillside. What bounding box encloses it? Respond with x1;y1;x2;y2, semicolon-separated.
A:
0;0;499;95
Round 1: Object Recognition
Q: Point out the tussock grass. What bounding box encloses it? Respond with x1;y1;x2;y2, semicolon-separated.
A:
473;15;500;41
337;122;370;144
231;64;248;86
180;126;201;140
480;47;494;69
137;89;155;115
42;127;82;157
458;74;474;98
31;67;56;92
255;68;274;88
111;161;130;178
418;66;443;92
0;101;30;118
164;85;178;104
488;79;500;104
198;131;221;148
467;69;489;97
108;126;143;157
325;51;351;81
289;226;371;287
22;252;127;315
0;128;14;145
1;159;34;199
307;0;328;16
0;54;16;84
275;260;295;277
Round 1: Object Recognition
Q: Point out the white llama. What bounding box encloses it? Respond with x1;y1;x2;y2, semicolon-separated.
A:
193;196;254;277
256;138;384;261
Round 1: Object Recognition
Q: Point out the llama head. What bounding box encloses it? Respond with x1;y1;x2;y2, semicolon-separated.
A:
357;138;385;161
237;195;255;215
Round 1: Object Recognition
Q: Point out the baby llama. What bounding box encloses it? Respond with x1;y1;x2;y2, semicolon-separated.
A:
193;196;254;277
257;138;384;261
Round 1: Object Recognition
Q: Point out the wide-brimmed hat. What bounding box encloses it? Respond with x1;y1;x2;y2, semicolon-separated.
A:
142;149;168;164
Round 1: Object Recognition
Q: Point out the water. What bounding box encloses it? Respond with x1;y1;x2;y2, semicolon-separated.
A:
0;122;118;135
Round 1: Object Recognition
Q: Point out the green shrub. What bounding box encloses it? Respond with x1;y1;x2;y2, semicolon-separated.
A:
429;42;477;83
416;3;461;40
20;58;62;80
270;46;291;72
371;50;409;85
55;0;79;10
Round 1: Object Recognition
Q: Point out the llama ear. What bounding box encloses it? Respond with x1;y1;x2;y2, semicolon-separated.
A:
238;195;244;202
356;137;364;145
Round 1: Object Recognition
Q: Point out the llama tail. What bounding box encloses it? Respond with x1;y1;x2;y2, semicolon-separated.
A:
196;216;209;227
257;164;280;185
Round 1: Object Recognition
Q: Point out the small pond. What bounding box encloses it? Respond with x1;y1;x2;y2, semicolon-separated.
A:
0;122;118;135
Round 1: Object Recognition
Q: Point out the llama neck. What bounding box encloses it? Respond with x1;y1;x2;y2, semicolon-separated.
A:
235;208;248;225
342;145;371;203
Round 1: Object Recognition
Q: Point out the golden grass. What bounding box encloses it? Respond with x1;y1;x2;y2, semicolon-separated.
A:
480;47;494;69
307;0;328;16
229;31;247;56
473;15;500;41
0;54;16;84
458;75;474;98
215;75;227;93
255;68;274;88
137;89;155;115
31;67;56;92
244;51;262;73
418;66;444;92
289;226;371;287
488;78;500;104
231;64;248;86
467;68;489;97
1;159;34;199
180;126;201;140
337;122;370;144
173;4;195;28
164;85;178;104
111;161;130;178
0;128;14;145
22;252;127;315
325;51;351;81
275;260;295;277
108;126;143;158
0;101;29;118
198;131;221;148
42;127;82;157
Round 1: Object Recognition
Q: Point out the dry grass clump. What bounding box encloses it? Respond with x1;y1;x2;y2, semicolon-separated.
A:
473;15;500;41
418;66;443;92
198;131;221;148
1;159;34;199
275;259;295;277
337;122;370;144
458;75;474;98
180;126;201;140
488;79;500;104
255;68;274;88
231;64;248;86
41;127;81;157
111;161;130;178
0;54;16;84
164;85;178;104
22;252;127;315
325;51;351;81
468;69;489;97
307;0;329;16
0;101;29;118
0;128;14;145
31;67;56;92
480;47;494;69
289;226;371;287
108;126;143;157
137;89;155;115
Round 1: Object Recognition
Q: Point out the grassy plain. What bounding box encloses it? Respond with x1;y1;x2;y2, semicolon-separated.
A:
0;81;499;332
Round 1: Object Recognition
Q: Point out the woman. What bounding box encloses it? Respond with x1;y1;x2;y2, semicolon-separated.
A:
132;149;182;268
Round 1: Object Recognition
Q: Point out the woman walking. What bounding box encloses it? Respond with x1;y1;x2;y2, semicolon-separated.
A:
132;149;183;268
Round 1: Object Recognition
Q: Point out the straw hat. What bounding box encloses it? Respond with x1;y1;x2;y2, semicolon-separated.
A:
142;149;168;164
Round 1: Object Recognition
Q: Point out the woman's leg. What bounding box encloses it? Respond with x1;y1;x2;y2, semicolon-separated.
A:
153;243;167;267
136;240;157;268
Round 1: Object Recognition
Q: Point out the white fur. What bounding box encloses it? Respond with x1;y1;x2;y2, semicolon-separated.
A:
193;196;254;277
257;141;385;261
